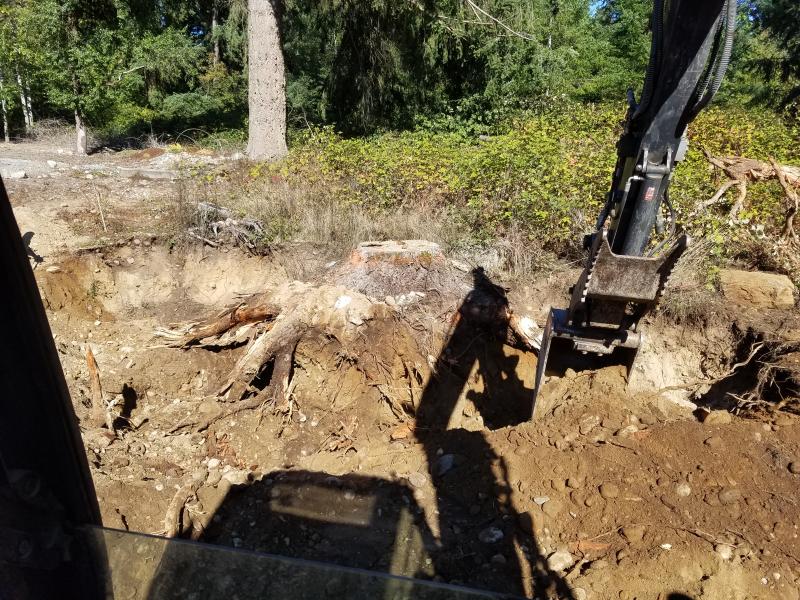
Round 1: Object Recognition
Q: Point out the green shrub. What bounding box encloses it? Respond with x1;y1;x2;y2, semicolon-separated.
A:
245;102;798;271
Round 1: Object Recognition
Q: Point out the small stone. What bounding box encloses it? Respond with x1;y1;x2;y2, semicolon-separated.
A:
704;436;723;448
546;550;575;572
675;482;692;498
126;257;135;265
567;477;582;489
573;588;588;600
133;238;142;246
207;458;221;469
660;543;672;550
579;414;601;435
788;462;800;475
478;527;504;544
551;478;567;492
533;496;550;506
542;499;563;517
715;544;733;560
719;269;796;310
408;472;428;488
615;425;639;438
621;525;645;543
599;483;619;499
154;482;164;492
702;410;733;426
45;265;61;273
436;454;458;476
616;549;628;561
8;170;27;179
718;487;741;505
94;320;101;326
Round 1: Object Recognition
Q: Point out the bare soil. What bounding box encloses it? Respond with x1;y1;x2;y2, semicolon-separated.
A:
6;141;800;600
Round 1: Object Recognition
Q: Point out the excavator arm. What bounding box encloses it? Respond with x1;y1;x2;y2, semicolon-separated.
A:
533;0;737;410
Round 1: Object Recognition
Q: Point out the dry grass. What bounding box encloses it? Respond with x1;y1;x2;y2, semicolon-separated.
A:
658;238;723;325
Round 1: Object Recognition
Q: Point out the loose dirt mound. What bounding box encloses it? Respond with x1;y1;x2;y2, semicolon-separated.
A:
37;241;800;600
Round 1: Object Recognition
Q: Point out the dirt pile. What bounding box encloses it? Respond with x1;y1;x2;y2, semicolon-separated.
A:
32;239;800;600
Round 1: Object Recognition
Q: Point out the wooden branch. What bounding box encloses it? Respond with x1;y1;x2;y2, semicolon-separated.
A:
771;159;800;241
163;469;208;537
86;346;112;430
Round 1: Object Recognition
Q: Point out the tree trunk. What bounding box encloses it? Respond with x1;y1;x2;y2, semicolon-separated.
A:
246;0;287;161
16;69;31;132
24;80;33;128
212;0;221;64
75;109;87;155
0;73;9;143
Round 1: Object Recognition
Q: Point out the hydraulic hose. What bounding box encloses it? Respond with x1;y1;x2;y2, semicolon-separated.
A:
632;0;664;122
691;0;736;116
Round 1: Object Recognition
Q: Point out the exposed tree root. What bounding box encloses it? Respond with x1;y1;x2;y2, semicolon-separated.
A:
700;150;800;234
160;275;538;437
163;469;208;538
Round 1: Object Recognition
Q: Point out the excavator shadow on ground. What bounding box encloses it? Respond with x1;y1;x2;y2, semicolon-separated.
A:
135;270;701;600
142;268;572;599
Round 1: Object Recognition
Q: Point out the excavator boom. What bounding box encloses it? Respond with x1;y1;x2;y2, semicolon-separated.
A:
533;0;737;412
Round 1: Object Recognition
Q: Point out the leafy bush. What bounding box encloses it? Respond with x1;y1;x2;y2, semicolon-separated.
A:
257;103;798;266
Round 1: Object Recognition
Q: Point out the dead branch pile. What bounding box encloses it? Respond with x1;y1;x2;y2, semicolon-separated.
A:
187;201;267;251
700;151;799;240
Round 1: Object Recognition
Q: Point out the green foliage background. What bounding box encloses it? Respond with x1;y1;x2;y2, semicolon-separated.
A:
0;0;798;138
245;103;798;263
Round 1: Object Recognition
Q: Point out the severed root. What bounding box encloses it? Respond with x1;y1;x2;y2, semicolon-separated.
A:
86;346;115;432
171;393;267;433
155;298;281;348
171;340;301;433
217;318;306;401
163;469;208;537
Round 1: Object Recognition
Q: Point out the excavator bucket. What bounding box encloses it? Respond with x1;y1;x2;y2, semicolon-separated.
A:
531;231;688;417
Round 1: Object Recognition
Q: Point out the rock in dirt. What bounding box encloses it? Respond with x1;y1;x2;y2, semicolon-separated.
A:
45;265;61;273
542;499;563;517
621;525;645;543
788;462;800;475
435;454;459;476
533;496;550;506
615;425;639;438
408;472;428;488
718;487;741;505
7;170;27;179
719;269;796;310
546;550;575;572
675;482;692;498
579;414;601;435
478;526;504;544
599;483;620;499
715;544;734;560
699;410;733;425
